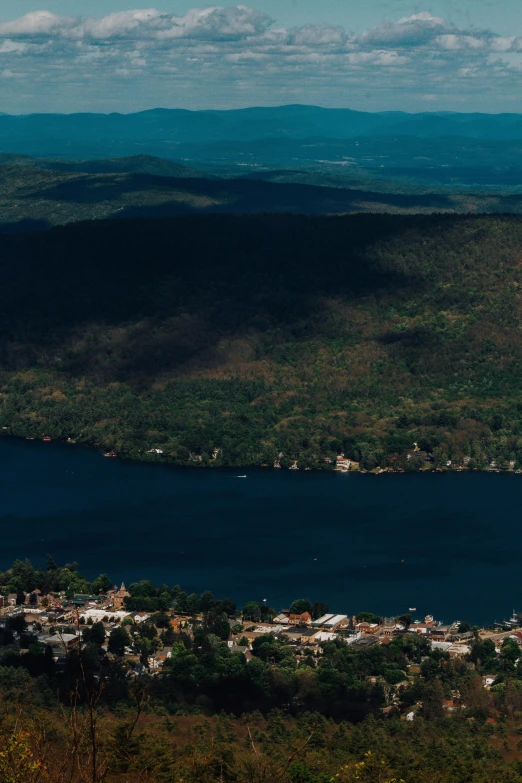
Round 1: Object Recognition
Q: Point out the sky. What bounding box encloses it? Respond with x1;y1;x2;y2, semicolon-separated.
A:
0;0;521;114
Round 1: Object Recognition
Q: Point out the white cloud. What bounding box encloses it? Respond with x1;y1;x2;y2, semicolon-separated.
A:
0;39;28;53
0;11;75;36
0;6;521;112
286;24;347;48
0;6;273;42
157;6;273;40
1;68;23;78
398;12;446;25
80;9;161;40
436;34;486;50
358;12;447;47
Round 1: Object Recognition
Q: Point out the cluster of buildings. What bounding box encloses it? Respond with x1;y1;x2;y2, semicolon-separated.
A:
334;452;522;474
0;582;168;669
234;610;479;659
2;582;522;691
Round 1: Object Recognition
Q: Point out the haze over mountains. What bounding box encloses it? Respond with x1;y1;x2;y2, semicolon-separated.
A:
3;105;522;147
1;105;522;189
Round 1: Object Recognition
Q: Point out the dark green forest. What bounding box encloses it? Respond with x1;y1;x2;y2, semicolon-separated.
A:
0;212;522;469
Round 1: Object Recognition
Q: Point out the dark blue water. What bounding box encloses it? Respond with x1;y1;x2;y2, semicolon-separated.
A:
0;437;520;625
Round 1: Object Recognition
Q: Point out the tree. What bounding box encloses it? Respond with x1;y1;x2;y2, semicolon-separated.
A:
137;637;155;667
356;612;382;625
334;751;399;783
46;554;58;572
6;615;27;634
289;599;312;615
243;602;262;622
199;590;214;612
11;560;36;592
0;628;14;646
174;591;188;613
390;633;430;661
152;611;171;629
213;598;236;616
396;613;412;629
470;638;496;669
500;638;519;671
252;635;295;666
136;622;157;641
83;622;106;647
108;626;130;657
421;679;445;720
186;593;201;616
129;580;155;598
91;574;112;594
0;733;39;783
421;658;440;680
158;591;172;612
161;626;176;646
312;602;329;620
204;609;231;640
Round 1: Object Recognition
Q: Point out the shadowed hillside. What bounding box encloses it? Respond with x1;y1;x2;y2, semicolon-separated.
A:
1;159;522;233
1;212;522;470
0;152;204;178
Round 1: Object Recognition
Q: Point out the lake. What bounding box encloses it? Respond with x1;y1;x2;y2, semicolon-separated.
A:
0;436;520;625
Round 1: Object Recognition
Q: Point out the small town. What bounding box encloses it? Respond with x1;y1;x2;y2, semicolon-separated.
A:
1;566;521;720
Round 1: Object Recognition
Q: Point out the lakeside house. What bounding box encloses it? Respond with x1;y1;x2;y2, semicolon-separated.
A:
288;611;312;626
356;622;379;634
336;454;352;471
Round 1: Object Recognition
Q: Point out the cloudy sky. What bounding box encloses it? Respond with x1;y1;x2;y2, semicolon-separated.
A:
0;0;520;114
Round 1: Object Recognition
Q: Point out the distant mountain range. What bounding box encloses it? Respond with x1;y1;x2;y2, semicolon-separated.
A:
1;105;521;189
1;153;522;234
2;105;522;147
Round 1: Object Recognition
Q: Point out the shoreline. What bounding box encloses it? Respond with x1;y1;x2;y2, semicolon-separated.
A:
1;432;521;477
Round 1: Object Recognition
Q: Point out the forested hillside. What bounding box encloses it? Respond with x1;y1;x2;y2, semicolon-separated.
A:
3;667;522;783
3;159;522;234
0;212;522;468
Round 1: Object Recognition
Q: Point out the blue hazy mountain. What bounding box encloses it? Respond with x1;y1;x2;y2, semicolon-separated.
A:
2;106;522;151
1;105;520;189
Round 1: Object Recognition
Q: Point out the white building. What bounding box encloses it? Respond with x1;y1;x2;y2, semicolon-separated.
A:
312;614;349;630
